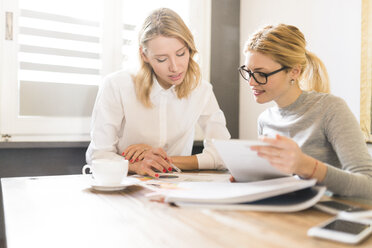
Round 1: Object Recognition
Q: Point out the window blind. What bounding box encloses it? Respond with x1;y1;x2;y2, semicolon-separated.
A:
18;8;101;117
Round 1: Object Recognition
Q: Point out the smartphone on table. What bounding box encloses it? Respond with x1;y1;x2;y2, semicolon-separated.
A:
308;217;372;244
314;200;367;215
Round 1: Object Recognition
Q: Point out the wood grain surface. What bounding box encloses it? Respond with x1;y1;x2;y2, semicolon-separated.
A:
2;174;371;248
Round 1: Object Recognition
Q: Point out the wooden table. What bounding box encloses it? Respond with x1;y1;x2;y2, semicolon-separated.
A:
1;174;372;248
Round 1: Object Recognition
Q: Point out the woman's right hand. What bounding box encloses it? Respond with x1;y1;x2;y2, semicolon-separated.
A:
122;144;153;163
128;147;173;177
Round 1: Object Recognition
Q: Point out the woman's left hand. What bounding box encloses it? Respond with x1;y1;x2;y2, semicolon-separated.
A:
122;144;153;163
250;134;307;175
128;147;172;177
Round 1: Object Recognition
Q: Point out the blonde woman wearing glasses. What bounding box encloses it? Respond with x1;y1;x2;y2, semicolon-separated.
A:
86;8;230;177
240;24;372;199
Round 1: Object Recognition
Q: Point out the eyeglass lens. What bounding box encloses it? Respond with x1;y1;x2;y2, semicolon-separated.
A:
240;68;266;84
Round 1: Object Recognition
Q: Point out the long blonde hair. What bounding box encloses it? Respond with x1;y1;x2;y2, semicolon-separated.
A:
134;8;201;108
244;24;330;93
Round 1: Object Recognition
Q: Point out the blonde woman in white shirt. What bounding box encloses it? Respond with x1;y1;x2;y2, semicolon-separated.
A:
86;8;231;177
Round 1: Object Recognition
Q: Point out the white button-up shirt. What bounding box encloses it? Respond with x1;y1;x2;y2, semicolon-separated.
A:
86;70;231;169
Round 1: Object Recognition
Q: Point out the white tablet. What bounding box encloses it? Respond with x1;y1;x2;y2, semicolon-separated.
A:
212;139;290;182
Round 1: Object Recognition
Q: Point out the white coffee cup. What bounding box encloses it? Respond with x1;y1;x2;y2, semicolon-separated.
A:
82;158;128;186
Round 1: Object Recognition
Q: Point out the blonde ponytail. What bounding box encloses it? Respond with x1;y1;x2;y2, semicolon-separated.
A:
300;51;330;93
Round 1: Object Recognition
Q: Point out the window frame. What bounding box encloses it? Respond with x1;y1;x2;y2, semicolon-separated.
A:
360;0;372;142
0;0;211;142
0;0;99;141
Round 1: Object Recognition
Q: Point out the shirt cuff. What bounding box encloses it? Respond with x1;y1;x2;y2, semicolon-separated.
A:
196;150;226;170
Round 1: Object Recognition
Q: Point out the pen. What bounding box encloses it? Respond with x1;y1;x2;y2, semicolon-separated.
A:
170;163;182;173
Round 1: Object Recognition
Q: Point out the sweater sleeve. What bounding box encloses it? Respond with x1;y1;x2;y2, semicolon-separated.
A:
322;97;372;199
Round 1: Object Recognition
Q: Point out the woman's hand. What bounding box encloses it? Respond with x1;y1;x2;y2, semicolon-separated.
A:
250;134;308;175
122;144;152;163
128;147;173;177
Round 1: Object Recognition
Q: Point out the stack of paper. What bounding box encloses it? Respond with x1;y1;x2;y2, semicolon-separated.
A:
163;176;326;212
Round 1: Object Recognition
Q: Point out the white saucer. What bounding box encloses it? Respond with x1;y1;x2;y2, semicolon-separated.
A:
91;184;128;192
89;178;140;192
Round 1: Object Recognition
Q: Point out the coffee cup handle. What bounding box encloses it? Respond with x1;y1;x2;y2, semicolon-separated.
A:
82;164;92;175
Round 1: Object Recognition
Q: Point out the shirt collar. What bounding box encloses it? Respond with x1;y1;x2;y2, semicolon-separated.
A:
150;75;177;98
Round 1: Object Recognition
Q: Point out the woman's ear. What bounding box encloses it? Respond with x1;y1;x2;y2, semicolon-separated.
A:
290;64;301;80
140;46;149;63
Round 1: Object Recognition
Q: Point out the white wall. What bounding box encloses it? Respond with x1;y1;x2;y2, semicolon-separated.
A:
239;0;362;139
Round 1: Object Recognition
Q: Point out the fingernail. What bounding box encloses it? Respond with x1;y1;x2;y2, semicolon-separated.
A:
168;167;172;171
155;174;159;178
122;152;125;156
163;169;166;173
130;159;133;163
136;158;139;162
165;157;168;161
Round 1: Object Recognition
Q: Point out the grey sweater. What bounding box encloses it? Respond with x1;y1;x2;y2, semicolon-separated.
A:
258;91;372;199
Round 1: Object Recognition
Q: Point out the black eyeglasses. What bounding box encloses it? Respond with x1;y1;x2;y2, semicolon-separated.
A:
238;65;288;85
